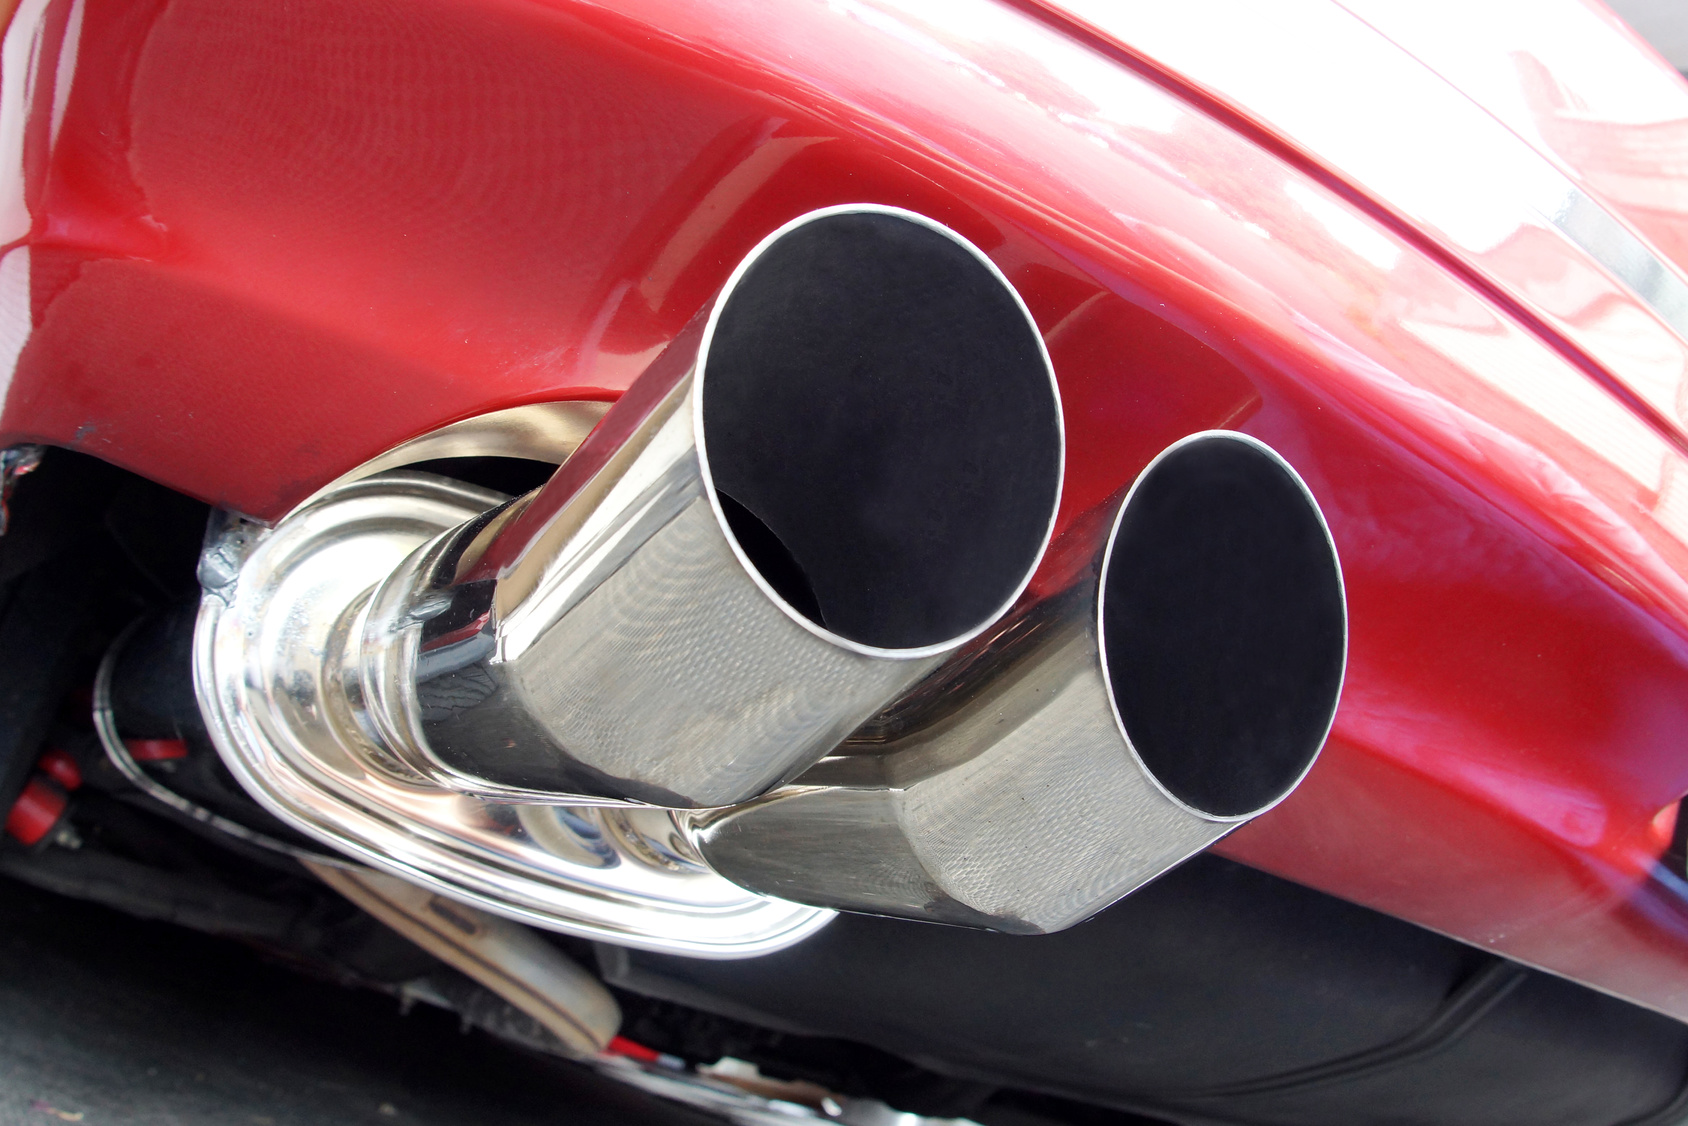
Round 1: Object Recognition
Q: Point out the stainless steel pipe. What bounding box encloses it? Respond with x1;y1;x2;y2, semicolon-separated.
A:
356;206;1064;807
691;432;1346;932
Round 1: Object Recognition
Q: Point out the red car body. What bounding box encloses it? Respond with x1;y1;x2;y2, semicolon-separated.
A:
6;0;1688;1022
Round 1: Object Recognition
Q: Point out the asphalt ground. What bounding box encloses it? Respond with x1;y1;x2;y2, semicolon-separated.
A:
0;875;718;1126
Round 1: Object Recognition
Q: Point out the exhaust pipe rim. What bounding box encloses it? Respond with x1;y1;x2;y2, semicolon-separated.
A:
1096;429;1347;823
693;203;1065;661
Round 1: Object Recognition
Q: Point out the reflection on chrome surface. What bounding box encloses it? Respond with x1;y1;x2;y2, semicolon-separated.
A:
196;464;832;959
355;206;1062;809
693;433;1346;934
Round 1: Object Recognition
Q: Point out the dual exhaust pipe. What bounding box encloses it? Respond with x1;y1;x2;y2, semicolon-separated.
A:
207;205;1346;936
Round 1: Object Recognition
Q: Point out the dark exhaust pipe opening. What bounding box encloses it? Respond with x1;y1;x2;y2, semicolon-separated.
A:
1101;432;1346;819
700;209;1062;652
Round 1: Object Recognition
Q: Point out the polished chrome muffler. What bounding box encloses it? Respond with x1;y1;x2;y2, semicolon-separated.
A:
690;432;1346;933
355;206;1063;807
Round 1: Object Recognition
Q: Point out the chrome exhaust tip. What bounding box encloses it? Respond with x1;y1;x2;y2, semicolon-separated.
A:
355;206;1064;808
204;205;1062;824
693;431;1345;933
698;208;1063;654
1100;430;1345;822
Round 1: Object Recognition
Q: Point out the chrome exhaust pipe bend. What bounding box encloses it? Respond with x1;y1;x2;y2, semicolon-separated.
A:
692;432;1346;934
358;206;1064;807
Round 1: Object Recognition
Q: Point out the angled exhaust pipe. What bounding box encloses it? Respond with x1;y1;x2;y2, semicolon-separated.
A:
356;206;1063;807
691;432;1346;933
219;205;1062;812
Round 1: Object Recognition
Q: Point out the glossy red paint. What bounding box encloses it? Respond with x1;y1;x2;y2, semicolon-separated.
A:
7;0;1688;1016
1345;0;1688;272
1031;0;1688;473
